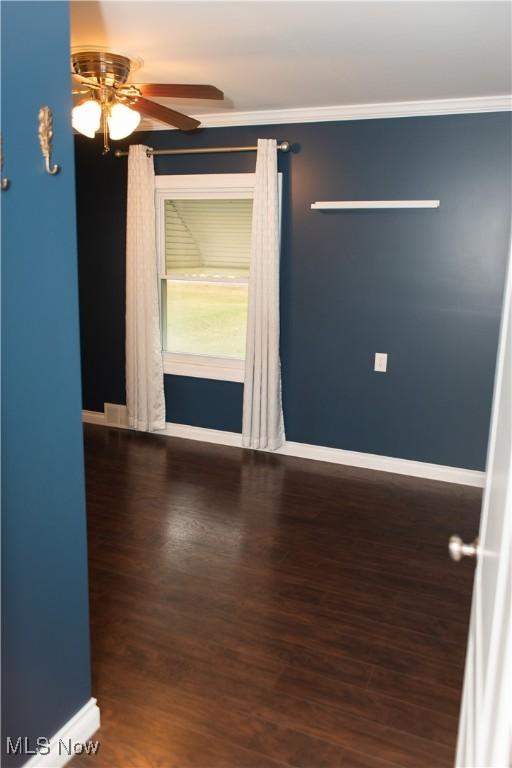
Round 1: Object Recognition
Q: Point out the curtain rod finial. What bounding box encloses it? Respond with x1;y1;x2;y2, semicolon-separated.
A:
279;141;291;153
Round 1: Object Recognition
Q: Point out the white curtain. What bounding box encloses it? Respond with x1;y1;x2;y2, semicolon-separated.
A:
242;138;285;450
125;145;166;432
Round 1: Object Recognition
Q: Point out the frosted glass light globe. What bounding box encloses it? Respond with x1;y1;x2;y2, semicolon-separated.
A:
107;103;141;140
72;100;101;138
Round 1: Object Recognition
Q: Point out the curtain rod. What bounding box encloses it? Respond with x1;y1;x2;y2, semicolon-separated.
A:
114;141;291;158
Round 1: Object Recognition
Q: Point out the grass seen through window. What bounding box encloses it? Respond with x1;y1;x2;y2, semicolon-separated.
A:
165;281;248;359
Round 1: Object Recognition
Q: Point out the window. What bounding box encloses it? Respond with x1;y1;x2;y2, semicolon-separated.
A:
156;175;256;382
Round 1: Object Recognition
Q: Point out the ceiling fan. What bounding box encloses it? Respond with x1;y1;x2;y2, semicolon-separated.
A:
71;48;224;153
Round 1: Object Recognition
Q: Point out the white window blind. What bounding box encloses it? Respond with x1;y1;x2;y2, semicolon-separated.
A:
165;198;253;276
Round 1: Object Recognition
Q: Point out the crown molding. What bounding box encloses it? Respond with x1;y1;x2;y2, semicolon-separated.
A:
138;94;512;131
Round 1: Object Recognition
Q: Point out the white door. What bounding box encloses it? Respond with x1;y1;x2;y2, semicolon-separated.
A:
454;241;512;768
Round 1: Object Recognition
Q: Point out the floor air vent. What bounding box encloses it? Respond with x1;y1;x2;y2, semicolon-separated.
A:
104;403;129;429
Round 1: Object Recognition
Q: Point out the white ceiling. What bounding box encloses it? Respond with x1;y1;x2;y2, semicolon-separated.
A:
70;1;512;126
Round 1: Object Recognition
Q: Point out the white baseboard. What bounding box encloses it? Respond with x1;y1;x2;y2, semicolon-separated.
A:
160;420;242;447
82;409;485;487
279;440;485;487
81;410;106;426
24;698;100;768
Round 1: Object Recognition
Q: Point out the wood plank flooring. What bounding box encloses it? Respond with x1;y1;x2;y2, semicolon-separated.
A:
74;424;481;768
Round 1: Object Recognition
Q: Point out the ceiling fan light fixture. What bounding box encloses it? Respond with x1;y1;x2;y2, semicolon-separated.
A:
72;99;101;138
107;102;141;140
70;48;221;152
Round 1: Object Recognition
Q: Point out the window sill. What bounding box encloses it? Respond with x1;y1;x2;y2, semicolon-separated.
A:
163;353;245;383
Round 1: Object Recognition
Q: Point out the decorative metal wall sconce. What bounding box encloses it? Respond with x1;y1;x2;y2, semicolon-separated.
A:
38;106;60;175
1;132;9;190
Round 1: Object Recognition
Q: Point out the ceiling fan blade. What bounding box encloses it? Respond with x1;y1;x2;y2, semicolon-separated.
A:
133;84;223;100
131;96;200;130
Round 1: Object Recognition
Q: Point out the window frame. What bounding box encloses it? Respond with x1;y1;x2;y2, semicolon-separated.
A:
156;174;256;382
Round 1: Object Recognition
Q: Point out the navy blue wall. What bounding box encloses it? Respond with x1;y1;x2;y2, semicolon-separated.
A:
75;113;511;470
2;3;91;765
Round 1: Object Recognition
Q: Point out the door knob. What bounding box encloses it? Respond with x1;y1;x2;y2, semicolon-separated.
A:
449;535;479;562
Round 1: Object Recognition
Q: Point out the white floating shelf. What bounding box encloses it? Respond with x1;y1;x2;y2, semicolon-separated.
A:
311;200;440;209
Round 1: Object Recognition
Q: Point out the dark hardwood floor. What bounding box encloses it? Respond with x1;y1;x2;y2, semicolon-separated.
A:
75;424;481;768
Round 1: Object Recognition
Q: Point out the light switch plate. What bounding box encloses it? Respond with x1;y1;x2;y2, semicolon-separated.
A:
374;353;388;373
